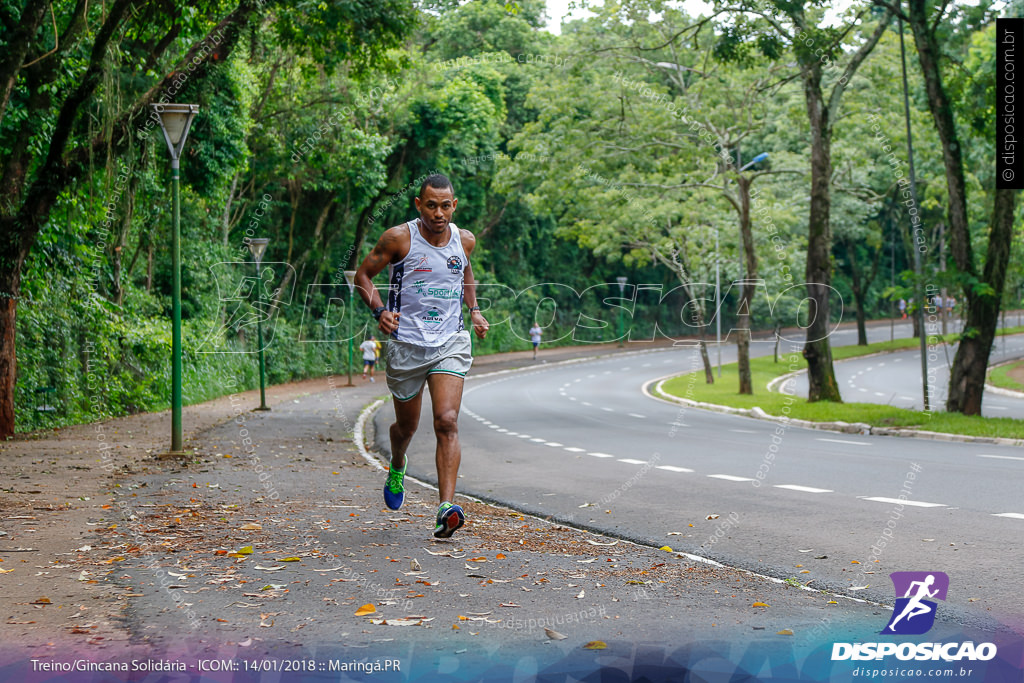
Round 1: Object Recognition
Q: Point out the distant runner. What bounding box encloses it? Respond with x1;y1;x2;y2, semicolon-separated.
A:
360;335;378;382
529;322;542;360
354;173;489;538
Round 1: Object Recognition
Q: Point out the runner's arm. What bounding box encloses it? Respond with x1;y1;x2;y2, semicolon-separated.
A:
355;227;406;335
460;230;489;339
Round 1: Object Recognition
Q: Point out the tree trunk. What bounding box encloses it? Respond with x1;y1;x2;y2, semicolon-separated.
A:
946;189;1017;414
800;65;841;402
736;175;758;394
699;336;714;384
0;243;26;437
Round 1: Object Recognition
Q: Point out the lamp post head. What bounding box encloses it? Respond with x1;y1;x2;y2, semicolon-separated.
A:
739;152;768;172
616;276;627;294
151;103;199;164
343;270;358;295
247;238;270;266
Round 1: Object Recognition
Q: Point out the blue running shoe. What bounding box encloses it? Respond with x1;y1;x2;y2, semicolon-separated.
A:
433;502;465;538
383;461;406;510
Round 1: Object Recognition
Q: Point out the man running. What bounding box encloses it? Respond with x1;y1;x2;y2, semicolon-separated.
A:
360;334;378;382
354;174;489;538
529;322;542;360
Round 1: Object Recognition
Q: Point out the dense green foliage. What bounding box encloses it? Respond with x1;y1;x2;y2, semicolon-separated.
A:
5;0;1020;432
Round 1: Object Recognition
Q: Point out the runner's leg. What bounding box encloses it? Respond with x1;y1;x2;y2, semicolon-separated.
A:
389;392;422;471
426;373;464;503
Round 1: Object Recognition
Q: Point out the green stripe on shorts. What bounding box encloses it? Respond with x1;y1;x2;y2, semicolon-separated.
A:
427;369;467;377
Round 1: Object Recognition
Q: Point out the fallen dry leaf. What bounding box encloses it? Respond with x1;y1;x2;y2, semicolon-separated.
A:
254;565;285;571
583;641;607;650
777;629;794;636
575;589;585;599
584;539;618;547
544;628;567;640
706;514;720;520
240;523;262;531
354;604;376;616
495;553;506;560
752;602;769;608
659;546;672;552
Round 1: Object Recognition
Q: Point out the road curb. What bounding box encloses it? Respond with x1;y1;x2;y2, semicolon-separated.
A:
646;373;1024;447
985;358;1024;398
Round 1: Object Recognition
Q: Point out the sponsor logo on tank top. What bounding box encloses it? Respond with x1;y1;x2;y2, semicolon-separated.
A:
422;309;444;325
413;254;432;272
447;255;463;273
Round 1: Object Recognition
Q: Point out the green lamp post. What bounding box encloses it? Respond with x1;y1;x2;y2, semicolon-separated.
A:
247;237;271;411
343;270;357;387
616;276;627;348
152;102;199;455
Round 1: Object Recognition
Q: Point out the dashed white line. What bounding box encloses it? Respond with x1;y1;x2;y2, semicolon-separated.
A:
861;496;945;508
563;447;585;453
989;406;1008;411
506;432;519;436
774;484;834;494
544;442;564;447
530;438;546;443
730;429;756;434
708;474;755;482
977;454;1024;461
588;452;615;458
817;438;871;446
618;458;647;465
582;402;593;407
874;392;885;397
517;434;531;439
601;407;614;412
992;513;1024;519
628;413;646;419
656;465;694;473
489;425;500;429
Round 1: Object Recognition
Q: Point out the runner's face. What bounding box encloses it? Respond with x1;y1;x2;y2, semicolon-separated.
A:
415;186;457;232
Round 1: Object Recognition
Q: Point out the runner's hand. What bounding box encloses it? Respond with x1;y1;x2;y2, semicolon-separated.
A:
471;310;489;340
378;310;400;336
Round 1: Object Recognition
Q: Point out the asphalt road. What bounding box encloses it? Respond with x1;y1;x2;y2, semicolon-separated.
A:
785;331;1024;417
376;319;1024;636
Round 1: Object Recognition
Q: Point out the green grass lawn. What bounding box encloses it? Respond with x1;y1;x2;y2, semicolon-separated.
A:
988;360;1024;392
658;329;1024;440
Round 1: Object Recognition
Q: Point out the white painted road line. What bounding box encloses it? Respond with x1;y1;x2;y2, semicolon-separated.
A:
817;438;871;446
588;452;615;458
775;484;834;494
563;447;585;453
992;513;1024;519
582;402;593;407
708;474;755;482
530;438;546;443
656;465;694;473
517;434;531;439
977;454;1024;461
618;458;648;465
601;407;614;412
861;496;945;508
544;442;564;447
628;413;646;419
730;429;756;434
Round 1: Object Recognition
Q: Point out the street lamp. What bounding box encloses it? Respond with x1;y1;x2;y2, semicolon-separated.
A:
616;276;628;348
739;152;768;172
714;228;722;378
344;270;357;386
247;237;271;411
152;102;199;455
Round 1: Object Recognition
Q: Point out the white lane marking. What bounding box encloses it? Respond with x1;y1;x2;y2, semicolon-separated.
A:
621;367;631;371
817;438;871;446
775;484;834;494
544;442;564;447
988;406;1008;411
730;429;756;434
861;496;945;508
506;432;519;436
657;465;694;473
563;447;585;453
530;438;546;443
977;454;1024;461
858;388;868;392
642;363;652;367
489;425;501;429
496;428;508;433
601;407;615;412
874;392;885;397
899;396;914;401
582;402;593;407
993;513;1024;519
668;422;688;428
894;358;903;362
588;452;615;458
569;397;578;401
517;434;531;439
618;458;647;465
481;420;492;424
708;474;755;482
628;413;646;419
587;374;596;378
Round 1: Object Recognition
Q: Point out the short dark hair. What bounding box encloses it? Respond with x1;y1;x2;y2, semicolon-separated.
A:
419;173;454;198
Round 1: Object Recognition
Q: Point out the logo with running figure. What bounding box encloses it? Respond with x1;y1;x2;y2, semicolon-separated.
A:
422;309;443;325
446;255;462;273
413;254;432;272
882;571;949;635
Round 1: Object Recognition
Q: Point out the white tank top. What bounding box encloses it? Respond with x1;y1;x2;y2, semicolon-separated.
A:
387;219;468;346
